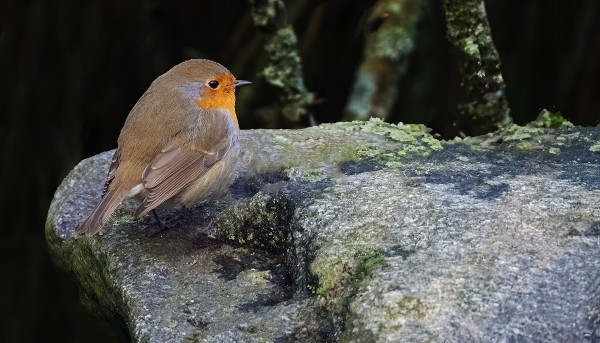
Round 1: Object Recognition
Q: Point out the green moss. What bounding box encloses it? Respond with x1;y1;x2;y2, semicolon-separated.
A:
346;118;443;161
362;118;443;149
590;142;600;152
356;250;385;282
501;124;544;142
313;259;344;297
213;193;293;253
532;109;573;128
311;248;385;316
458;116;589;154
380;155;403;168
356;143;380;158
396;296;426;319
268;120;443;178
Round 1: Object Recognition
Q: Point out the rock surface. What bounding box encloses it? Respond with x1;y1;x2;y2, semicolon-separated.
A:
46;119;600;342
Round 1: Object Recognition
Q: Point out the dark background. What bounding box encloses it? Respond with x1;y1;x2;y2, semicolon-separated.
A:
1;0;599;341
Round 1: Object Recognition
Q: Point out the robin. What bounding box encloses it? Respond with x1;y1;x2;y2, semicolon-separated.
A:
76;59;251;237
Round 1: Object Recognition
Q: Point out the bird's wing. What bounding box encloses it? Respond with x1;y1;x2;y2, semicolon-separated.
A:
102;149;120;197
135;131;232;217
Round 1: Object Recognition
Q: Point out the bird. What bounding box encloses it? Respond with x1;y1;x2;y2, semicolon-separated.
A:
76;59;251;237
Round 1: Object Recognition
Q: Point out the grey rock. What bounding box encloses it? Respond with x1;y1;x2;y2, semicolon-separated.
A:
46;119;600;342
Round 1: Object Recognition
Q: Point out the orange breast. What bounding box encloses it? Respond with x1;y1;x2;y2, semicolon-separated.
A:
194;73;239;128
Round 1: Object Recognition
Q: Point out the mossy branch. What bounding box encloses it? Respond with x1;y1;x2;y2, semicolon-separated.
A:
443;0;512;134
344;0;422;121
248;0;314;123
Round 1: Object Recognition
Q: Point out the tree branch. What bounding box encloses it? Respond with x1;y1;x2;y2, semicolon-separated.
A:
443;0;511;134
344;0;422;121
248;0;314;123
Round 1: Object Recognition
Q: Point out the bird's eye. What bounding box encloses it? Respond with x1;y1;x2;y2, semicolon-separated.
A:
208;80;219;89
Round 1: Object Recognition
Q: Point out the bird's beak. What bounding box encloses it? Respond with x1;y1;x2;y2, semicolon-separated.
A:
234;79;252;88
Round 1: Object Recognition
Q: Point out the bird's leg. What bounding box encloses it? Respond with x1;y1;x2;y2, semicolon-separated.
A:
151;209;165;229
147;209;169;237
147;208;190;236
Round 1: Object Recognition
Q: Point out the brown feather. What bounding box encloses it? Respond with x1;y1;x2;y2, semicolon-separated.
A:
76;186;129;236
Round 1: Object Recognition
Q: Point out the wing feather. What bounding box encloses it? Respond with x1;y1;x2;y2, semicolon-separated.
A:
102;149;120;197
135;133;232;217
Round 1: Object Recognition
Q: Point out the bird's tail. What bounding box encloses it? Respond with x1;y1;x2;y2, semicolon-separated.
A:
76;187;129;237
